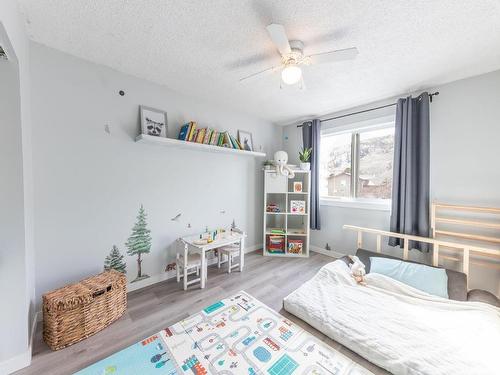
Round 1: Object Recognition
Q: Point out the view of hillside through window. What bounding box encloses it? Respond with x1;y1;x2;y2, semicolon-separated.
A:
320;127;395;200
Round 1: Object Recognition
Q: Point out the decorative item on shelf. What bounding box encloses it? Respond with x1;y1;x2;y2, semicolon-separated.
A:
288;228;306;235
293;181;303;193
325;243;331;251
238;130;254;151
263;159;274;170
267;235;285;253
266;202;281;212
274;151;295;178
299;147;312;170
103;245;127;274
288;239;304;254
140;105;167;137
290;200;306;214
126;205;152;283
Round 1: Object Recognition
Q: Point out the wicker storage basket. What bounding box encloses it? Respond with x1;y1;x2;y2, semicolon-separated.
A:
43;270;127;350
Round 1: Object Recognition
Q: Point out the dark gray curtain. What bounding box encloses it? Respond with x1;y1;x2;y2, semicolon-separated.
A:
302;119;321;230
389;92;430;251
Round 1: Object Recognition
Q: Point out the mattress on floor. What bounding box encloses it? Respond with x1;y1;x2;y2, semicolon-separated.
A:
283;260;500;375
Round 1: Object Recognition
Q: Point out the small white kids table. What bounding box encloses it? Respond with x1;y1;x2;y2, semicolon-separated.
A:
179;230;246;288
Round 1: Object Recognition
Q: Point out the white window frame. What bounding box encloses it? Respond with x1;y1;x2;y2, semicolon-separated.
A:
320;116;395;211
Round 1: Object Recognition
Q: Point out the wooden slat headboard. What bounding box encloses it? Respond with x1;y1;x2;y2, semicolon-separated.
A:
431;202;500;270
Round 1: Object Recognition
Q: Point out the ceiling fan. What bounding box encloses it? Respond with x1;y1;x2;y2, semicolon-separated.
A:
239;23;358;88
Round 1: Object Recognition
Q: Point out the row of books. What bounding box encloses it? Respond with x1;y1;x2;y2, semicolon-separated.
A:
178;122;244;150
267;235;285;253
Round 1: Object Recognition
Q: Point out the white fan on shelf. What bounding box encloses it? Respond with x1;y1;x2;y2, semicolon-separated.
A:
240;23;358;88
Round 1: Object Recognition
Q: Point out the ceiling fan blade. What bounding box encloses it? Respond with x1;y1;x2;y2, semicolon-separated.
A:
266;23;291;56
308;47;359;64
239;66;278;83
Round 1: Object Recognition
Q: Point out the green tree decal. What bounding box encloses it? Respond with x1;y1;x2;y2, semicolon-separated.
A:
104;245;127;274
126;205;152;282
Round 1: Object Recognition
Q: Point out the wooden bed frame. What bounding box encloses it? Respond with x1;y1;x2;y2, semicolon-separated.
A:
343;202;500;288
431;202;500;270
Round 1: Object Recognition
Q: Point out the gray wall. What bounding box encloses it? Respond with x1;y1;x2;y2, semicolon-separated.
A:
0;0;34;372
30;42;281;307
283;69;500;295
0;36;28;367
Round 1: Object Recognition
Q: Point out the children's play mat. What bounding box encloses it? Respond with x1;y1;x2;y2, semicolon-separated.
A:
75;291;372;375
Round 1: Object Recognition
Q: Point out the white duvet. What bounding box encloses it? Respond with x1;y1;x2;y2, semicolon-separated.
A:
283;260;500;375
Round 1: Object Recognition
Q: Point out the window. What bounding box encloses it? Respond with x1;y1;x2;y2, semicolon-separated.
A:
320;124;395;203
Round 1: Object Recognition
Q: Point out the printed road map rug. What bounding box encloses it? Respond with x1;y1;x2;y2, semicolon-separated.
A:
75;291;372;375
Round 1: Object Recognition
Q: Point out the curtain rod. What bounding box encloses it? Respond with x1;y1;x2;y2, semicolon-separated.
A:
297;91;439;127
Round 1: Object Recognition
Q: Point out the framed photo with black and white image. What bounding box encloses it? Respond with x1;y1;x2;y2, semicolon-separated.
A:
238;130;254;151
140;106;167;137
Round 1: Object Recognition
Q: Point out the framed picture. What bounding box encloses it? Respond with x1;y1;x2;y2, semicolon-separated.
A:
140;106;167;137
237;130;254;151
293;181;303;193
290;200;306;214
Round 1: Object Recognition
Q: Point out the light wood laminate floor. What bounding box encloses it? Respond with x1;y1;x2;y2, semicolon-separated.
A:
15;251;388;375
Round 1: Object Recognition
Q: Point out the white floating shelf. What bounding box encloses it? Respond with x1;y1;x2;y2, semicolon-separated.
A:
136;134;266;158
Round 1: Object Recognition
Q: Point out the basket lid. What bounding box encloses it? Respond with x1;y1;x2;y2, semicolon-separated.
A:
43;270;126;311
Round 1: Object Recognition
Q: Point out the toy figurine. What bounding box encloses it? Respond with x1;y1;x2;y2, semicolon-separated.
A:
274;151;295;179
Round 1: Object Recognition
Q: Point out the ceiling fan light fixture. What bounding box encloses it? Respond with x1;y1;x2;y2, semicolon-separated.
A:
281;64;302;85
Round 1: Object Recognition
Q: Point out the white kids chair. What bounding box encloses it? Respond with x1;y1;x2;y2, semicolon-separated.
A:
217;244;240;274
176;239;207;290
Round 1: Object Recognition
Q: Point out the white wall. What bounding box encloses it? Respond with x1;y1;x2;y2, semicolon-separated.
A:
0;0;34;373
283;69;500;294
30;42;281;307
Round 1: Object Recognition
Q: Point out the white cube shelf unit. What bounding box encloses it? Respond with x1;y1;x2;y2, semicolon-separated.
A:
263;169;310;258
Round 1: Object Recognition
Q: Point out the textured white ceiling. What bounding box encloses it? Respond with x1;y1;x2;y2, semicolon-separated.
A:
19;0;500;125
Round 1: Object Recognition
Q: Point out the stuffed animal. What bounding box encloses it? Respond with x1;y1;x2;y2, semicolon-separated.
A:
348;255;367;285
274;151;295;179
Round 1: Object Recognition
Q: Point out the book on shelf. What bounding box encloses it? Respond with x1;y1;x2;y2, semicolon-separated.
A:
290;200;306;214
229;134;241;150
196;128;206;143
288;239;303;254
210;131;219;145
187;122;197;141
269;228;285;235
203;128;212;144
178;123;190;140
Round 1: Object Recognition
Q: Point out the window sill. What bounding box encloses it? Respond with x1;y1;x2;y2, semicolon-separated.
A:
320;197;391;211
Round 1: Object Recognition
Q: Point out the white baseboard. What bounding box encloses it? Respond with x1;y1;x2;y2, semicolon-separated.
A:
310;245;346;259
0;311;38;374
0;350;31;375
127;244;261;293
35;245;264;326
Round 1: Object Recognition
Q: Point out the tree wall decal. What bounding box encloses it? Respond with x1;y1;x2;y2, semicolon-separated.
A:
104;245;127;274
126;205;152;282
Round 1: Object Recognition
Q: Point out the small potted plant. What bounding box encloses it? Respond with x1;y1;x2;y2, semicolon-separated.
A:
263;159;275;170
299;147;312;170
